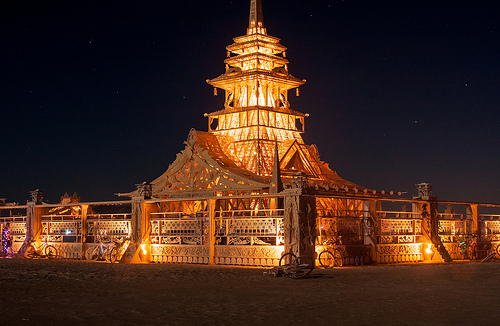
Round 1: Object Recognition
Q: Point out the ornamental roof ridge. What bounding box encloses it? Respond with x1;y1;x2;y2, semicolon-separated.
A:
207;69;305;85
205;105;308;118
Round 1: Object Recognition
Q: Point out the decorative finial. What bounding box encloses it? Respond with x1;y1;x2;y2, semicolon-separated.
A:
248;0;265;34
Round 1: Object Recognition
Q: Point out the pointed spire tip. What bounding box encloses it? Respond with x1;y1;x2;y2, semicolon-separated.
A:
248;0;266;34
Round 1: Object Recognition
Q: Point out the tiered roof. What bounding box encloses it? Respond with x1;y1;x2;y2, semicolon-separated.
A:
122;0;379;198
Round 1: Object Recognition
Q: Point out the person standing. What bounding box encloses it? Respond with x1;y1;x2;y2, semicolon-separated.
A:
2;222;12;257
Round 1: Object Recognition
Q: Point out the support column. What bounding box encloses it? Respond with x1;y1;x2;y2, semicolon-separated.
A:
283;173;317;259
125;197;144;263
413;201;434;261
139;201;154;262
25;201;35;243
466;204;479;236
209;198;216;265
416;200;452;262
127;182;153;263
430;198;452;261
131;197;143;244
413;183;451;262
81;204;89;258
283;192;316;259
363;199;377;262
429;198;439;241
25;190;46;245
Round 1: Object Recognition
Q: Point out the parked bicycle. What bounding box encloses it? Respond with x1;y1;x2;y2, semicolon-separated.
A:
85;230;114;261
22;238;58;259
318;234;344;268
481;243;500;263
86;241;110;261
107;237;131;263
318;246;344;268
264;253;314;279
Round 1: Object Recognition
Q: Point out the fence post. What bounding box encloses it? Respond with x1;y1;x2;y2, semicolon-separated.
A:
128;184;153;263
81;204;89;258
125;182;152;263
466;204;479;236
139;201;155;262
283;172;317;259
26;201;35;243
429;198;439;242
26;190;47;245
364;199;377;263
124;197;143;263
131;197;143;242
209;198;216;264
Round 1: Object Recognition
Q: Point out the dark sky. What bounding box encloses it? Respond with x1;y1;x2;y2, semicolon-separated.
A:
1;0;499;204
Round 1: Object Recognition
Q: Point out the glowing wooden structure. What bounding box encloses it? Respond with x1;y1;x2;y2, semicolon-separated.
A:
117;0;379;263
3;0;500;266
138;0;373;199
206;3;306;176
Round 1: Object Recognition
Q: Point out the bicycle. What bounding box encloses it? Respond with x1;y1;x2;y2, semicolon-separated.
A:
85;231;113;261
481;243;500;263
318;234;344;268
85;240;111;261
264;253;314;279
318;247;344;268
22;238;58;259
107;237;131;263
85;229;117;262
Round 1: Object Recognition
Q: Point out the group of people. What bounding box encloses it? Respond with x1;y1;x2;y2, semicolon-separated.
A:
2;223;12;257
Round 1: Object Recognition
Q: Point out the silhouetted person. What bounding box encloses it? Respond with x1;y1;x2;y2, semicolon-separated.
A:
2;222;12;257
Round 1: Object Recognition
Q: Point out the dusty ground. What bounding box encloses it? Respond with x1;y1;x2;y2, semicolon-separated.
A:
1;259;500;326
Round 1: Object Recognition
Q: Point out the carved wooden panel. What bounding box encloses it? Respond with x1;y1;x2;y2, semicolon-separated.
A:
481;221;500;241
151;244;210;264
215;245;284;266
10;221;27;238
51;243;82;259
377;243;423;263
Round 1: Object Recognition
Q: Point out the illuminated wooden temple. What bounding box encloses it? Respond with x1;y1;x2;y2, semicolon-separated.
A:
117;0;381;263
2;0;500;266
139;0;375;198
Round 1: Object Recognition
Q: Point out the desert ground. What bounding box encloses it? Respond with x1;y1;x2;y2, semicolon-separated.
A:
1;258;500;325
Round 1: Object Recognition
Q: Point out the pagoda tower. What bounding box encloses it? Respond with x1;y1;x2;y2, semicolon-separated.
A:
206;0;307;177
122;0;373;199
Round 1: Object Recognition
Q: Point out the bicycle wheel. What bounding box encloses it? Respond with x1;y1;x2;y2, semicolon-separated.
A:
44;245;58;259
19;242;30;258
104;245;115;262
291;256;314;279
333;248;344;267
24;244;37;259
86;246;100;261
279;252;297;267
318;250;335;269
108;247;120;263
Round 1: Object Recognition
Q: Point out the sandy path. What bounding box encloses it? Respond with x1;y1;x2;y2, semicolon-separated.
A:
1;259;499;325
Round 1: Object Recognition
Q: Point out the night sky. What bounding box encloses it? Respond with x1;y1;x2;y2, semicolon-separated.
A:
1;0;499;204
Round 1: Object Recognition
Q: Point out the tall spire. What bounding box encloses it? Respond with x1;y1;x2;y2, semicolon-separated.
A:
248;0;265;34
207;0;306;176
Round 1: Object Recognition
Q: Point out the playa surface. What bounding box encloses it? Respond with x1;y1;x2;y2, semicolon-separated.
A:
1;259;499;325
